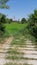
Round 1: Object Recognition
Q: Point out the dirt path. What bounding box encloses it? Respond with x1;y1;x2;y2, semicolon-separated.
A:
24;40;37;65
0;37;36;65
5;39;37;65
0;37;13;65
18;40;37;65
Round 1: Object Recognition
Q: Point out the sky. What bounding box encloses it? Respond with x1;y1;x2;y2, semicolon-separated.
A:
0;0;37;20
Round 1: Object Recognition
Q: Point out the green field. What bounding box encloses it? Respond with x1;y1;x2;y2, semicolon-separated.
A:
5;22;35;42
5;22;27;35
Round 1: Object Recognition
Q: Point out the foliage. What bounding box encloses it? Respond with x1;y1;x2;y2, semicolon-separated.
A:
21;18;27;24
0;0;9;8
0;14;6;23
28;10;37;38
8;19;13;24
0;0;9;37
0;14;6;35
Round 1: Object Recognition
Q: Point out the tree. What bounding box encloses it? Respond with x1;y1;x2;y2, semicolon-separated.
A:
0;14;6;23
28;10;37;38
9;19;13;24
0;0;9;35
21;18;26;24
0;0;9;8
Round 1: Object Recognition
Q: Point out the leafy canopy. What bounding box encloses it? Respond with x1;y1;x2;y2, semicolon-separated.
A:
0;0;9;8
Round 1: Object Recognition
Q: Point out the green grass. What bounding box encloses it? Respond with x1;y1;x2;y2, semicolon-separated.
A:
5;22;27;35
6;55;25;60
5;22;36;43
10;34;26;48
7;48;24;55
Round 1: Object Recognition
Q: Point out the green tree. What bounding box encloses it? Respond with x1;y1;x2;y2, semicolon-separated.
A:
9;19;13;24
28;10;37;38
0;0;9;36
0;0;9;8
0;14;6;23
21;18;27;24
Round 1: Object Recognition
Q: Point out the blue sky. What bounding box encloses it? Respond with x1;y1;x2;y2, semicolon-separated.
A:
0;0;37;20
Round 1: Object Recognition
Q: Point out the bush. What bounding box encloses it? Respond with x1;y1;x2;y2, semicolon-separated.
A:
28;10;37;38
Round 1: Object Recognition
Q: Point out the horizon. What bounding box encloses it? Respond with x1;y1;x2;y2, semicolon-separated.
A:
0;0;37;20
